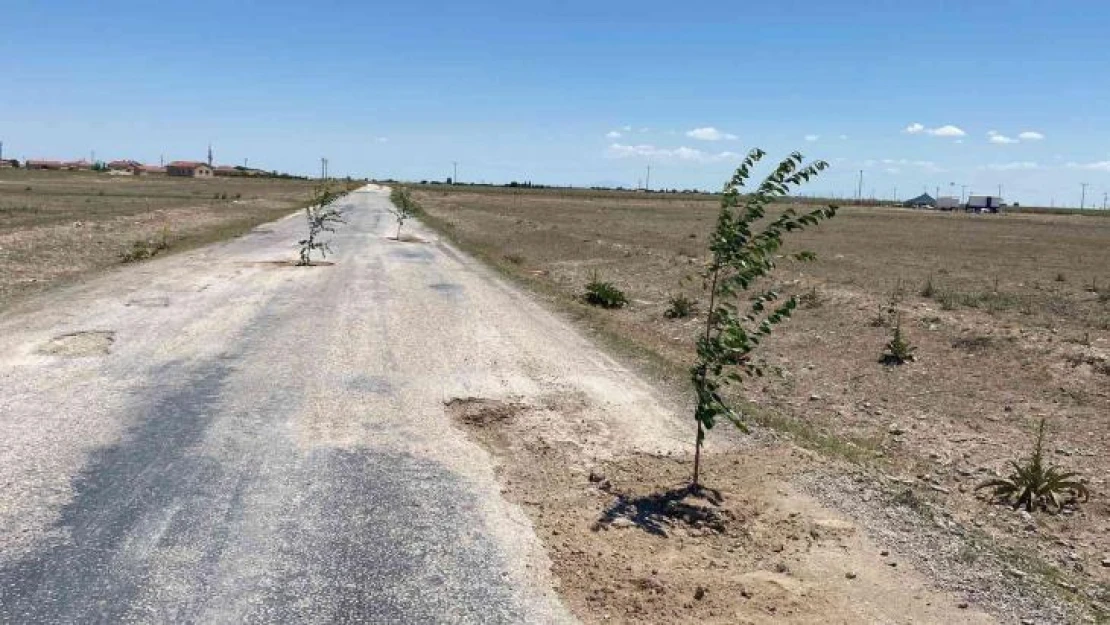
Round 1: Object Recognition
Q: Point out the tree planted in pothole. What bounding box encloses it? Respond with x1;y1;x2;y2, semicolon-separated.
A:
689;149;837;488
388;186;417;239
297;184;345;266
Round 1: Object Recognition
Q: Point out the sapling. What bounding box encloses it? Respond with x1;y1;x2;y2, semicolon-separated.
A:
389;186;417;239
689;149;837;488
297;184;344;266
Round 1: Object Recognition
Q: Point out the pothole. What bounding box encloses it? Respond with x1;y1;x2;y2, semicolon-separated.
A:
126;296;170;308
38;331;116;357
445;397;527;427
243;260;336;268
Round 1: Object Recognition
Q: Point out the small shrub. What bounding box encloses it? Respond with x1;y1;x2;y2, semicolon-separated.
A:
976;418;1089;512
799;286;823;309
584;274;628;309
664;295;696;319
119;240;154;263
24;186;32;192
880;316;916;365
920;275;936;298
503;254;525;265
1054;272;1066;283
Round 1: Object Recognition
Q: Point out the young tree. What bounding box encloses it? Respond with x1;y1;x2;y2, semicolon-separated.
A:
389;186;417;239
297;184;345;266
690;149;837;488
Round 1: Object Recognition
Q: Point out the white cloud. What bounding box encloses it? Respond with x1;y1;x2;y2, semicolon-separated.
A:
1066;160;1110;172
685;127;737;141
1018;131;1045;140
375;137;388;143
804;134;819;142
606;130;622;138
982;161;1040;171
928;125;966;137
606;143;740;163
621;125;633;132
839;134;849;140
884;167;901;174
905;122;966;137
987;130;1019;144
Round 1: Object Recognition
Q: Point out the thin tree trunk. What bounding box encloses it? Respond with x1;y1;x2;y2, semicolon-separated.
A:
692;422;704;489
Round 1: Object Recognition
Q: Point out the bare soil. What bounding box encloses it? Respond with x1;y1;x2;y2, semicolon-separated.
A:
416;185;1110;622
447;395;996;624
0;169;348;308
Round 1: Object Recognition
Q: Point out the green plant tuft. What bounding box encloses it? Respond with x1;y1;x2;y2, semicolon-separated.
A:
880;316;916;365
976;418;1089;512
664;294;696;319
584;273;628;309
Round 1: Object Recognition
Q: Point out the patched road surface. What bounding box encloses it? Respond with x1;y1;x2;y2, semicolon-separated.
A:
1;186;683;623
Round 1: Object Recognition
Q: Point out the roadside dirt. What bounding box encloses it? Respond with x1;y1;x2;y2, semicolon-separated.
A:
447;396;996;624
0;170;357;308
414;186;1109;622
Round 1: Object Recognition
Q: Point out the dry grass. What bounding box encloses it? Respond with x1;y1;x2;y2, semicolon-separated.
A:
0;169;335;307
411;185;1110;594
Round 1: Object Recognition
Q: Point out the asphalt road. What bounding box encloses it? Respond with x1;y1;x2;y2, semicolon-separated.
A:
0;185;687;623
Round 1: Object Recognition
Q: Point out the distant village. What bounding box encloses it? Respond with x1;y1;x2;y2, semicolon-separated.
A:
0;148;290;179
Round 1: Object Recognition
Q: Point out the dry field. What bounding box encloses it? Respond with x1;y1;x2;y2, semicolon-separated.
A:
0;169;333;308
412;184;1110;622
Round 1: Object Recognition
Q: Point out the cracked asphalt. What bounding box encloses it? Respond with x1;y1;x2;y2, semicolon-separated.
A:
0;185;621;623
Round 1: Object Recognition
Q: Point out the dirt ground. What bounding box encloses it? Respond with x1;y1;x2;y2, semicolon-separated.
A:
413;185;1110;623
0;169;348;308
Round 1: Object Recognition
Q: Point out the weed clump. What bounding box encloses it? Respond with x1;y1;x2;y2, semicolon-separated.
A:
880;316;916;365
976;418;1089;512
119;225;170;263
584;273;628;309
664;294;696;319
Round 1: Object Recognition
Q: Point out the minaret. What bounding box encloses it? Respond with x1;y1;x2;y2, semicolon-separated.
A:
207;143;213;167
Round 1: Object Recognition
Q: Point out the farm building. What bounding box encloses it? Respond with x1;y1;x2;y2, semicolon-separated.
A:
903;193;936;208
107;160;142;172
25;160;63;170
166;161;214;178
144;165;167;175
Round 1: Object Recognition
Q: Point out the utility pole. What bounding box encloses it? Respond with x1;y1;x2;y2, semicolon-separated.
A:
856;170;863;202
1080;182;1088;209
321;157;328;180
997;184;1003;198
645;165;651;191
960;184;967;203
893;185;897;201
160;154;164;166
0;140;4;162
1102;192;1108;210
452;161;458;184
935;185;940;199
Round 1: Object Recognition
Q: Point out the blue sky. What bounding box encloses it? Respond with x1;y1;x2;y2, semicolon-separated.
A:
3;0;1109;206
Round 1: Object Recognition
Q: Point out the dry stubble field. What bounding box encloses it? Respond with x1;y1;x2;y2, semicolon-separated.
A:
412;184;1110;623
0;169;330;309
